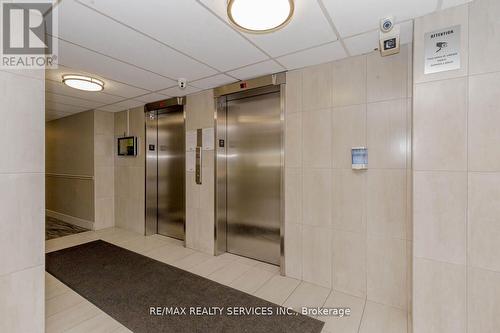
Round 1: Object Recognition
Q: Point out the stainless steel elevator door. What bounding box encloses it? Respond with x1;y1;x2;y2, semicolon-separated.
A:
226;91;281;265
157;109;185;240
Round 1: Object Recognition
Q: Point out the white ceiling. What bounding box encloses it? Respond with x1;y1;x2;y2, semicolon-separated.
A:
46;0;473;121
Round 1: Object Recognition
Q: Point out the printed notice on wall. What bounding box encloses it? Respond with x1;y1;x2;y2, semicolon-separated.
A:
186;130;197;152
202;128;214;151
186;151;195;172
424;25;461;74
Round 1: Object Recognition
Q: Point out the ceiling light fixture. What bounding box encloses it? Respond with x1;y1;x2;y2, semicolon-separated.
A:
62;74;104;92
227;0;294;34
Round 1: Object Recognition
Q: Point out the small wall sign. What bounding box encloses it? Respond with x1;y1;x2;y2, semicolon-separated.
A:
424;25;461;74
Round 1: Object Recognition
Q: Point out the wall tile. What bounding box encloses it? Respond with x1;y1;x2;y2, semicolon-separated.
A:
367;169;406;239
284;223;302;280
302;168;332;228
367;99;407;169
469;0;500;75
0;174;44;276
332;169;366;233
302;225;332;288
286;70;302;114
413;5;469;84
302;108;332;168
95;166;114;199
302;63;333;112
94;110;114;135
332;230;366;297
0;71;44;174
0;265;44;333
414;77;467;171
332;55;367;107
367;235;407;309
468;72;500;172
413;258;466;333
332;104;366;169
367;45;408;103
95;196;114;230
285;112;302;168
468;267;500;333
285;168;302;225
186;172;200;209
414;171;467;265
469;172;500;272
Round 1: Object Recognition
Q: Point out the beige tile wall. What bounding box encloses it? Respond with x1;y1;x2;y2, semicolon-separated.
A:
185;90;215;255
413;1;500;332
0;69;45;332
45;110;95;226
284;45;413;318
94;110;115;230
114;107;145;234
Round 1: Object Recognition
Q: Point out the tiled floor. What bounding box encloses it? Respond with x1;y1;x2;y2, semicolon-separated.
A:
45;217;89;240
45;227;408;333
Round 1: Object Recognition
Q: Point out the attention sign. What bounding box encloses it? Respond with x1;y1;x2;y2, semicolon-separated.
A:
424;25;461;74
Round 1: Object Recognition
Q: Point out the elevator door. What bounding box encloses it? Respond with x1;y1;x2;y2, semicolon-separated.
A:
156;108;185;239
226;90;281;265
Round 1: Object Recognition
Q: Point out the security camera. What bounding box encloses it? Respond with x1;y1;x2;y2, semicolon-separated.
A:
380;17;394;33
178;78;187;90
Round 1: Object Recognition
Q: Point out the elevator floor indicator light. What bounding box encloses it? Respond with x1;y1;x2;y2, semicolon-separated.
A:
352;147;368;170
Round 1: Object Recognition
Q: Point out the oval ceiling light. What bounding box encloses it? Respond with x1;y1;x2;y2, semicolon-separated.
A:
62;74;104;92
227;0;294;34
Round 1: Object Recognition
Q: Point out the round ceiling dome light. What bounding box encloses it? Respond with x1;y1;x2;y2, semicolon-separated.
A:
227;0;294;33
62;75;104;92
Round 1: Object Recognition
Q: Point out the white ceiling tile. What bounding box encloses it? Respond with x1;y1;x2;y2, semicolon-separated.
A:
57;40;176;91
45;80;124;105
46;66;150;98
134;93;172;104
442;0;473;10
344;30;379;56
46;110;74;122
199;0;337;57
57;0;217;80
77;0;268;72
45;92;103;109
45;101;89;113
227;60;285;80
98;99;144;112
190;74;237;90
322;0;438;37
276;41;347;70
157;85;201;97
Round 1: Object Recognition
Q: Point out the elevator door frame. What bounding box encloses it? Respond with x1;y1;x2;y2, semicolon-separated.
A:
144;97;186;241
215;73;285;273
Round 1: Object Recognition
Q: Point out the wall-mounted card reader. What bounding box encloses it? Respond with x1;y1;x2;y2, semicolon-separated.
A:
352;147;368;170
195;128;203;184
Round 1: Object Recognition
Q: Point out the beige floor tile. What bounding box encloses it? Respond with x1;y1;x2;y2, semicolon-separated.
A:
254;275;301;305
229;266;276;294
283;281;330;312
117;235;169;255
208;261;254;285
45;231;99;253
64;312;122;333
45;301;101;333
320;291;365;333
254;261;281;274
189;256;235;277
144;244;195;265
171;251;213;270
359;301;407;333
46;290;85;317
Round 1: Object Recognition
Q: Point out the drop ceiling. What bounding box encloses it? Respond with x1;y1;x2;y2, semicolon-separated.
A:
45;0;473;121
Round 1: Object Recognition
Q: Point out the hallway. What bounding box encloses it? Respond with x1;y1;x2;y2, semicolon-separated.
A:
45;228;407;333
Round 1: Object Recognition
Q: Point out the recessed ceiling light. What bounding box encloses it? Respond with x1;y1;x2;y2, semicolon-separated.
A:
62;74;104;92
227;0;294;34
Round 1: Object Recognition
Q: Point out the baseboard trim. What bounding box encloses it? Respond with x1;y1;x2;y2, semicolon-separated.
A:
46;210;94;230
